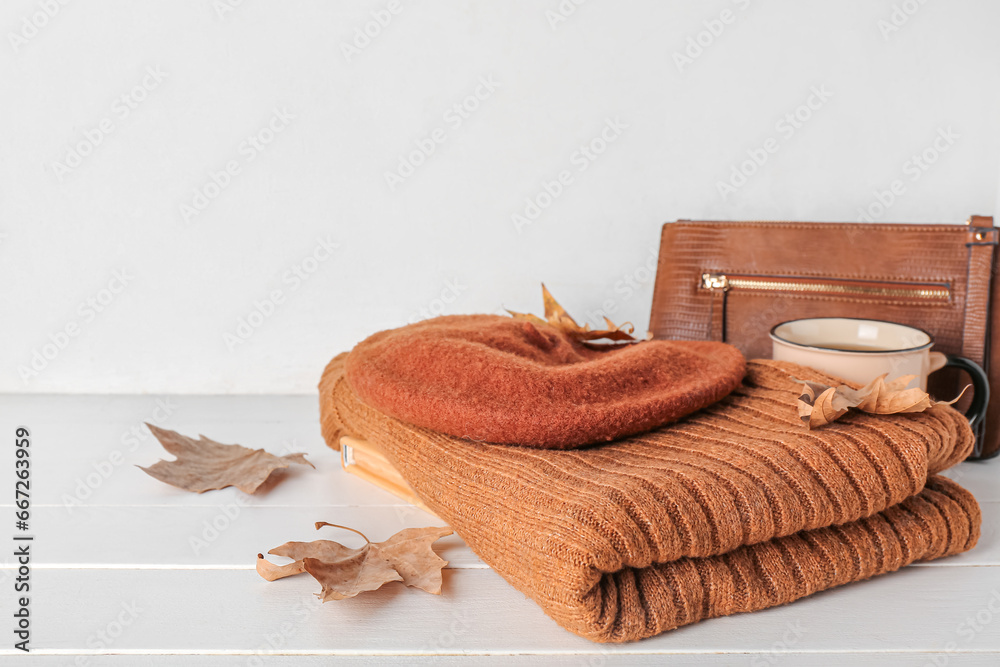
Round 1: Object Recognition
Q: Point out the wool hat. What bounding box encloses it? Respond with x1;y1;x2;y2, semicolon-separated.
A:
344;314;746;449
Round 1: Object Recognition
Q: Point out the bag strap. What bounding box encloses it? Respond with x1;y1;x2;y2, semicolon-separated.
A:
964;215;996;365
965;215;996;456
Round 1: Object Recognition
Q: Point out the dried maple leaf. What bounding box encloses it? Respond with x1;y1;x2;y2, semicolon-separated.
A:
796;375;969;429
368;525;453;594
507;283;638;345
256;522;453;600
138;424;314;493
304;553;403;601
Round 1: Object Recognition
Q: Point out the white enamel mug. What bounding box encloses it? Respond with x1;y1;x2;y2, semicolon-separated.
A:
769;317;988;434
770;317;942;390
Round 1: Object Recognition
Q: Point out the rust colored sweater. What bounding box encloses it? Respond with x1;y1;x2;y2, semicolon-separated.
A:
321;354;980;642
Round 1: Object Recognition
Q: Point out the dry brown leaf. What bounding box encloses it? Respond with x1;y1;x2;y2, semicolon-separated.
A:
304;553;403;601
256;523;453;600
256;553;305;581
363;526;453;594
138;424;314;493
268;539;358;563
796;375;969;428
796;381;850;428
507;283;638;345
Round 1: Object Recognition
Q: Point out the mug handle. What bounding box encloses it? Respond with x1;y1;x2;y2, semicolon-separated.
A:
935;355;991;459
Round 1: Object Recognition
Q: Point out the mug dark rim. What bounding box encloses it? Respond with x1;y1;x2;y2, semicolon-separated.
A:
768;317;935;354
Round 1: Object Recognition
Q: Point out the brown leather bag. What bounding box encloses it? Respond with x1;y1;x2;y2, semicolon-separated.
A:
649;217;998;459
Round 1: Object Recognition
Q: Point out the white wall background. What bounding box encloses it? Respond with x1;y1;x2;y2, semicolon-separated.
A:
2;0;999;394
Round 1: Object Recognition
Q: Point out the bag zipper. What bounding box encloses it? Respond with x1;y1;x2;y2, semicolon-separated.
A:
699;273;951;302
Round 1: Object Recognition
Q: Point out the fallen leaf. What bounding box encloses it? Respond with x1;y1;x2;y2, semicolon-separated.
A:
354;525;453;594
268;538;357;563
138;424;314;493
796;381;850;428
304;553;402;602
507;283;638;345
256;522;453;600
256;553;305;581
796;375;969;428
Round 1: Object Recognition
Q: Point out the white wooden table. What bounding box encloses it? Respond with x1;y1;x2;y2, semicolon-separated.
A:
2;394;999;666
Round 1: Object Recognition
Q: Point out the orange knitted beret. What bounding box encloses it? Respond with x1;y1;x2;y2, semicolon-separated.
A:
344;315;746;449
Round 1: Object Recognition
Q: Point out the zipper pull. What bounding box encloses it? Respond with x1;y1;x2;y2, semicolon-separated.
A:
701;273;729;291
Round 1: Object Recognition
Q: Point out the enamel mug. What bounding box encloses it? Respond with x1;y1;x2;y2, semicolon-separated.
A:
769;317;989;432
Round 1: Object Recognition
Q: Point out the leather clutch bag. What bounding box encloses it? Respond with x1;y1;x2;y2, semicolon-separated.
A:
649;216;1000;458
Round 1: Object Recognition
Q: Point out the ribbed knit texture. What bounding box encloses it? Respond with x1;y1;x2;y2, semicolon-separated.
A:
319;354;981;642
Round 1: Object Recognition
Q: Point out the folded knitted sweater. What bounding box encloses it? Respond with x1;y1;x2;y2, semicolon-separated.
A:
320;354;980;642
